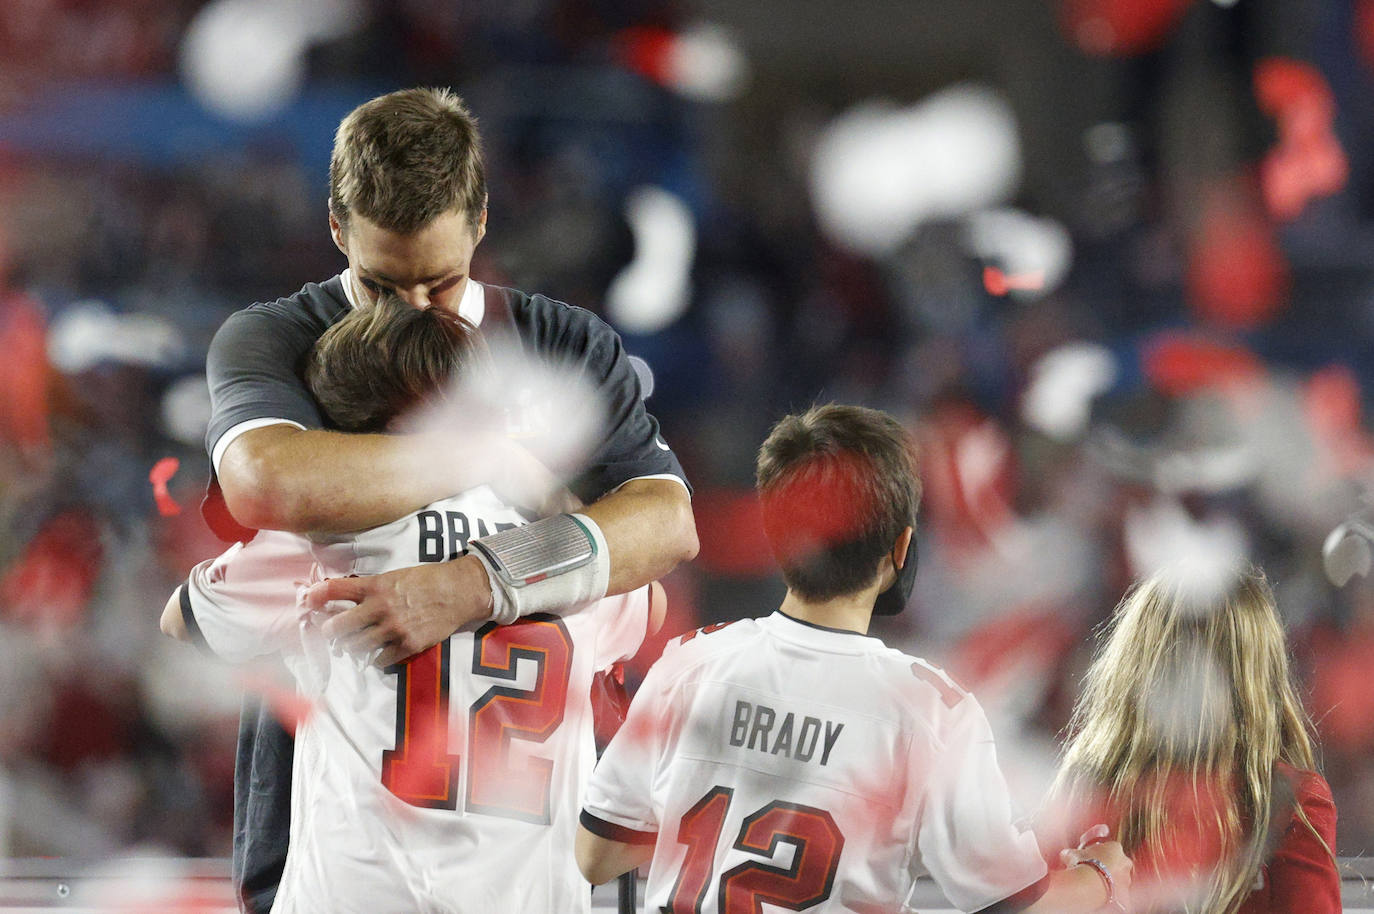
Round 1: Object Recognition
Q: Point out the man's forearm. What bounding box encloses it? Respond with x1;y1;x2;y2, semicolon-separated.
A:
579;478;698;595
219;425;454;533
300;476;697;667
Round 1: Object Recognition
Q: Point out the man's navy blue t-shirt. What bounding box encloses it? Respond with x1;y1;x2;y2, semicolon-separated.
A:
203;275;688;914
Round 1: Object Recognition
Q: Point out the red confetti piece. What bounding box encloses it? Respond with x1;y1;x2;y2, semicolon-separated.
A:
150;456;182;516
614;25;677;85
1142;332;1265;396
1186;197;1288;328
0;510;102;628
1254;58;1347;222
1058;0;1192;57
0;292;51;451
983;266;1045;296
238;670;315;736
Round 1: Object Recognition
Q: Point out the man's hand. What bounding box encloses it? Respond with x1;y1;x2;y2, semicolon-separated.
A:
303;555;494;667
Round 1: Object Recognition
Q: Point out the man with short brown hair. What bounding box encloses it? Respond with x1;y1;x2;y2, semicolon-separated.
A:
203;86;697;913
170;292;662;913
328;87;487;239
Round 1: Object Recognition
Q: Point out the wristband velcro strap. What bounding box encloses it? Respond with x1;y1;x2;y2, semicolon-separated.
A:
470;513;610;623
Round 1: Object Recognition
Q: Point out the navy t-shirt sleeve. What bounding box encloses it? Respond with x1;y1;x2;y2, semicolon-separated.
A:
204;280;689;506
508;291;689;502
204;279;349;459
204;306;322;448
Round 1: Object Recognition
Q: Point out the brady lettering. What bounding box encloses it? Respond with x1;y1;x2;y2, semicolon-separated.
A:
730;700;752;746
417;511;520;563
418;510;444;563
747;705;775;750
728;700;844;766
821;720;844;766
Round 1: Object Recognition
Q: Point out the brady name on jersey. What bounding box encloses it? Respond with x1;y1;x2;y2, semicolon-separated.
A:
728;699;844;766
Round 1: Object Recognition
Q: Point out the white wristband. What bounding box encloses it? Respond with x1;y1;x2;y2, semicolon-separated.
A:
470;513;611;624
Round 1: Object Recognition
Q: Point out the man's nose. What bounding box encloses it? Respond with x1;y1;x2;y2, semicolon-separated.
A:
394;287;432;310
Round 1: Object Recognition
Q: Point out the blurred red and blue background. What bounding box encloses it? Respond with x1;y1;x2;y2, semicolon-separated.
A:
1;0;1374;877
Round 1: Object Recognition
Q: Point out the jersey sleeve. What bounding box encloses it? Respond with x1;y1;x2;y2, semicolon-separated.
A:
589;585;652;671
910;692;1048;913
204;295;340;462
181;531;317;664
580;649;680;843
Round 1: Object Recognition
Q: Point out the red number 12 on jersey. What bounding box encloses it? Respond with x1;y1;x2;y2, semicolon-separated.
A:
382;615;573;821
668;786;845;913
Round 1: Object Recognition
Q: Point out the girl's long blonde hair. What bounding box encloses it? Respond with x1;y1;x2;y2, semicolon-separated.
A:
1051;566;1329;914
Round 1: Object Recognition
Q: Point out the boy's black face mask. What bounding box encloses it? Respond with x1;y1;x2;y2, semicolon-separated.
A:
872;534;917;617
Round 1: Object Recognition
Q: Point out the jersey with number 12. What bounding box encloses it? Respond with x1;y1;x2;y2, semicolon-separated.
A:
182;485;650;914
582;612;1047;913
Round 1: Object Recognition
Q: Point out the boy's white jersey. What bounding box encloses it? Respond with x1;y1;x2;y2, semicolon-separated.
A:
181;486;651;914
582;612;1047;914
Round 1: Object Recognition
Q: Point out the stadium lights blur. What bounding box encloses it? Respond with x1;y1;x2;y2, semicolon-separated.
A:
667;23;750;102
1021;343;1118;442
47;301;186;373
160;374;214;448
965;208;1073;300
616;23;749;102
1123;496;1248;607
395;336;607;510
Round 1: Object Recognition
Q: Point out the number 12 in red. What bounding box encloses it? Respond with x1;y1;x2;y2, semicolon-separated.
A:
381;615;573;821
668;786;844;913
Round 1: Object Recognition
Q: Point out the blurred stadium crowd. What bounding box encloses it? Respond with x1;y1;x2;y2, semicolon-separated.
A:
1;0;1374;866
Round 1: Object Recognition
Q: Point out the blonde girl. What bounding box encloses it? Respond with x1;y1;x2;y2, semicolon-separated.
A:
1050;566;1339;913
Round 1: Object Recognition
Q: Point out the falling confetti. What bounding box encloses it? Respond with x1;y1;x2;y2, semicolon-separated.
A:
982;266;1045;296
237;670;316;736
150;456;183;516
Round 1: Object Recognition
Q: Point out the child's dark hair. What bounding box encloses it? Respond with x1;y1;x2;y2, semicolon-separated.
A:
305;293;483;433
755;404;921;600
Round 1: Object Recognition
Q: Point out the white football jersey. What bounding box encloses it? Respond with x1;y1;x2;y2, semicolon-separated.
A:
181;486;651;914
582;612;1047;914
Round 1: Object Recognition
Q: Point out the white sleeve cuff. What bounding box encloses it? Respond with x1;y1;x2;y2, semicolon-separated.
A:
211;418;307;474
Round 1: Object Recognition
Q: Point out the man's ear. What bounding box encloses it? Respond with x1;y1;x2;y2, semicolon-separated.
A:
329;210;348;257
892;526;914;570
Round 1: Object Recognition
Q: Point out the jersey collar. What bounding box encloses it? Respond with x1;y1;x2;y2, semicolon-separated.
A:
339;269;486;327
763;611;886;653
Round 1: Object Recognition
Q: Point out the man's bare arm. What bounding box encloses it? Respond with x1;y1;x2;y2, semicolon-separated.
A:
219;424;578;535
579;478;697;595
306;478;697;667
218;425;456;533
